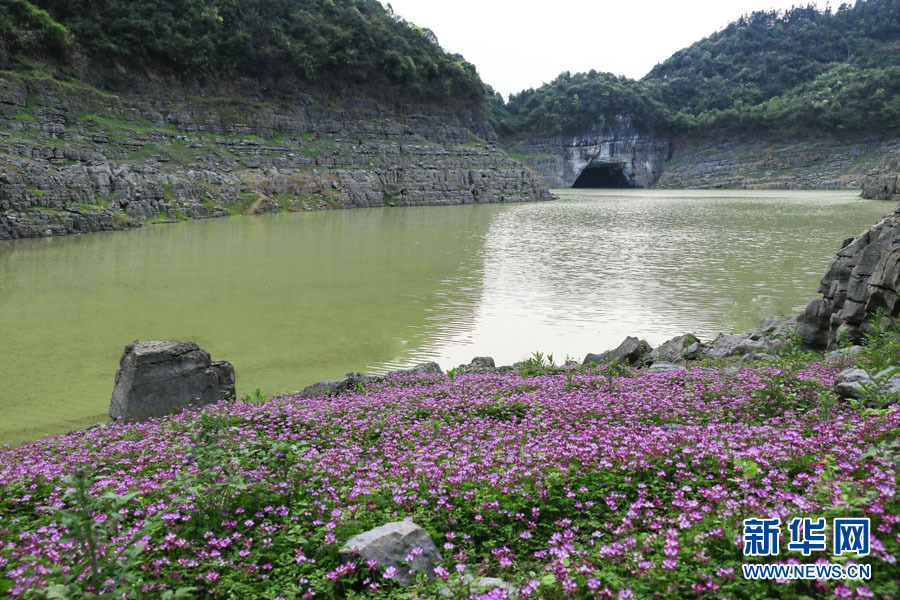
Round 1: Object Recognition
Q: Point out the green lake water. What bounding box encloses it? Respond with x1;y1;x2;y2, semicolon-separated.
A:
0;189;893;445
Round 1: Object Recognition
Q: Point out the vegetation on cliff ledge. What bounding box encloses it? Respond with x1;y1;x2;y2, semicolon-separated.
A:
493;0;900;137
1;338;898;599
0;0;484;102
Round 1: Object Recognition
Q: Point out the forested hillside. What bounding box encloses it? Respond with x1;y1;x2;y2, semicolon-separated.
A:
493;0;900;137
0;0;484;102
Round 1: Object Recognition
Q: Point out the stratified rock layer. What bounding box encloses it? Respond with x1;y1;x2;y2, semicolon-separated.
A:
0;72;553;240
862;144;900;201
109;340;235;422
654;136;897;190
798;204;900;348
513;118;670;189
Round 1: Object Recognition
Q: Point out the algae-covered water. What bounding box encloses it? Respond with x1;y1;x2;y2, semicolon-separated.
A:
0;189;891;444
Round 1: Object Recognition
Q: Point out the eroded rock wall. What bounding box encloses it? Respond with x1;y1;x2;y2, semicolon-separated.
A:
798;203;900;348
656;136;898;190
0;72;553;240
511;119;671;189
862;143;900;200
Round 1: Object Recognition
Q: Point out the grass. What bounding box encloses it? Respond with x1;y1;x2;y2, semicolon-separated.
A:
222;193;259;216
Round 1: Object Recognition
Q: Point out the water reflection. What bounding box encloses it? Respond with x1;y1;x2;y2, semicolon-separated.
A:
413;189;891;368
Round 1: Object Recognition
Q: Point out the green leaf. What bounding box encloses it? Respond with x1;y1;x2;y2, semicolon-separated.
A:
735;458;759;479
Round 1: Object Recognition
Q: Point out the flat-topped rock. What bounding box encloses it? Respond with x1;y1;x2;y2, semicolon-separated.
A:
109;340;235;422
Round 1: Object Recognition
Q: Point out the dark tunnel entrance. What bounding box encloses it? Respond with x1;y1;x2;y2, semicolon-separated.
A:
572;163;632;188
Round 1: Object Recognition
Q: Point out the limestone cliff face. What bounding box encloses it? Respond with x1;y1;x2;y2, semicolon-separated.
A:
0;72;553;240
798;203;900;349
862;144;900;201
511;118;671;189
512;120;900;192
657;136;898;190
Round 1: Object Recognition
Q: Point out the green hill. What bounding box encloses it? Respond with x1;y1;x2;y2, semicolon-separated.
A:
494;0;900;137
0;0;484;102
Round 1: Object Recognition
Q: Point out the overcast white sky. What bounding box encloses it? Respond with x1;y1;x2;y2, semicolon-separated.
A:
380;0;825;98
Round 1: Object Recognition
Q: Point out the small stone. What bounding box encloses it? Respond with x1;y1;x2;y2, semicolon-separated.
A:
647;362;686;374
824;346;864;361
833;368;875;401
439;575;516;596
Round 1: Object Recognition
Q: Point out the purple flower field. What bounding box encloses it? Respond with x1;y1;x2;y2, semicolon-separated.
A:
1;360;898;599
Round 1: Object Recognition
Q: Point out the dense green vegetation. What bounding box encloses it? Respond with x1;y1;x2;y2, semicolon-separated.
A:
494;0;900;137
0;0;70;57
1;0;484;101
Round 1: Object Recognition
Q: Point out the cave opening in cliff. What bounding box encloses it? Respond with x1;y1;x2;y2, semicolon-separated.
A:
572;164;631;188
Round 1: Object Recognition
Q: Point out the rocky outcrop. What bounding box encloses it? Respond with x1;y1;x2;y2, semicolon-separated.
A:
862;144;900;200
505;122;900;192
108;340;235;422
655;136;897;190
648;333;699;364
798;204;900;348
0;71;553;240
584;336;652;367
511;117;670;189
296;362;446;398
295;372;376;399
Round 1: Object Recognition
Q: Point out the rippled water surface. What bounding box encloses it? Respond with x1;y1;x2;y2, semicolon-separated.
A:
0;189;891;443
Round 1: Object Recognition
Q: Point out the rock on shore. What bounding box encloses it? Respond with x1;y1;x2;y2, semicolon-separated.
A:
798;203;900;348
109;340;235;422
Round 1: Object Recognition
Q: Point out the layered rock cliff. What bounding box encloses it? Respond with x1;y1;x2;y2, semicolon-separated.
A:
798;203;900;348
656;136;900;190
862;144;900;200
0;71;553;240
507;122;900;192
508;118;671;189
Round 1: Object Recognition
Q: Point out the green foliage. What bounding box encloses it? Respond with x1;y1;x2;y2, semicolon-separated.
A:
24;0;484;101
179;412;249;530
518;350;557;376
472;399;529;421
0;0;70;57
498;71;670;136
857;309;900;372
496;0;900;137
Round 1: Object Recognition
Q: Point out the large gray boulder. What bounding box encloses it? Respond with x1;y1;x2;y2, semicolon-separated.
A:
584;336;651;367
340;521;442;586
109;341;235;422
